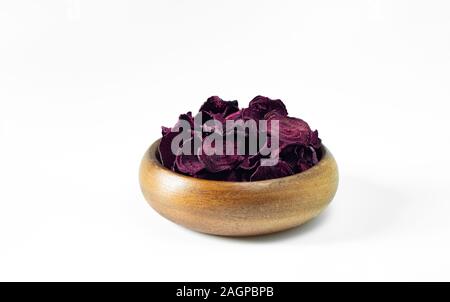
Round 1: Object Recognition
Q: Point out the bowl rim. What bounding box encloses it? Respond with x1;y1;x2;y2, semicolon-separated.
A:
144;138;333;185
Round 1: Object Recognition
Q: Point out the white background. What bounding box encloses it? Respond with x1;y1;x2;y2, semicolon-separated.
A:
1;0;449;281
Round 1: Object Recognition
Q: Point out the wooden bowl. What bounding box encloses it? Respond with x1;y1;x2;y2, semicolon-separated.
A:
139;139;339;236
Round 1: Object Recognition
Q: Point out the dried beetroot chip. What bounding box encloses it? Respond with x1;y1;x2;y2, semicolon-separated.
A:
225;109;242;121
309;146;319;164
239;154;260;170
239;170;255;182
199;96;239;118
226;168;258;182
269;116;312;146
310;130;321;149
296;146;320;172
161;126;172;137
175;154;205;175
204;112;226;128
248;95;288;119
250;160;293;181
264;110;284;121
175;111;194;129
237;156;261;181
241;107;261;120
225;170;241;182
279;144;301;171
194;170;232;181
258;132;281;161
298;161;312;172
224;101;239;117
158;129;179;169
194;111;227;136
303;146;319;165
171;136;203;175
199;138;244;173
199;151;243;173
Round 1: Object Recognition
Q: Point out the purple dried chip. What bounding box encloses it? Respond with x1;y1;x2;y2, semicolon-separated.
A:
161;126;171;137
199;139;244;173
310;130;321;149
248;95;288;119
250;160;294;181
270;116;312;146
241;107;261;121
239;154;260;170
225;170;241;182
158;129;179;169
199;96;239;118
175;111;194;129
280;144;302;171
175;154;205;175
224;109;242;121
298;161;312;172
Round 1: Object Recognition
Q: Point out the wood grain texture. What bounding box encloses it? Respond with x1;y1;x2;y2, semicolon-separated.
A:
139;139;339;236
